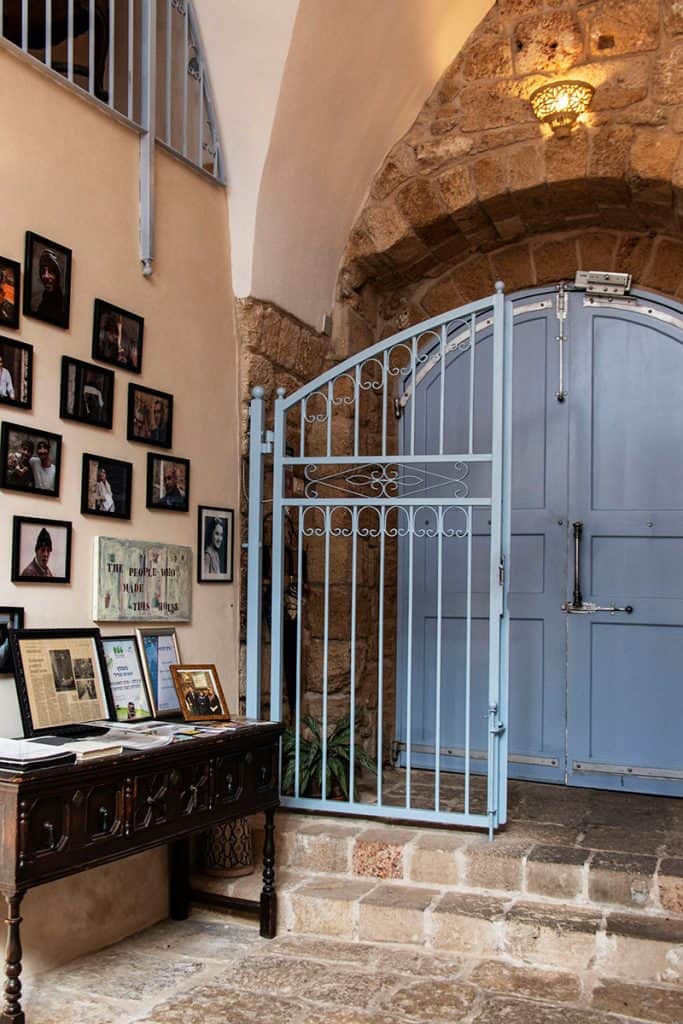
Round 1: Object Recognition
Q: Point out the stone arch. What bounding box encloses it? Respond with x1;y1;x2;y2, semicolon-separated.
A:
336;0;683;345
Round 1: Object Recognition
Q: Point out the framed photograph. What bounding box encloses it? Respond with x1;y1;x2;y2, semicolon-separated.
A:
198;506;234;583
0;336;32;409
101;635;154;722
136;627;182;718
171;664;230;722
60;356;114;429
11;516;72;583
8;627;116;737
0;607;24;675
81;454;132;520
0;422;61;496
93;537;192;622
92;299;144;373
127;383;173;448
0;257;20;330
23;231;72;329
146;453;189;512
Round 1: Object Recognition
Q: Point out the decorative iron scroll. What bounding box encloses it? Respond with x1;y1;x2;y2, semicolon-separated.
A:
302;462;470;499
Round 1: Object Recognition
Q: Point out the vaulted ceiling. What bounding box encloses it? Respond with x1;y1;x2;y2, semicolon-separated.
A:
193;0;492;327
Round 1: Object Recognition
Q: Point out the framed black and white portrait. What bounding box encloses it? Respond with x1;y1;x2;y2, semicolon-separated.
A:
0;607;24;674
0;257;20;330
92;299;144;374
81;453;133;520
146;453;189;512
60;356;114;429
11;516;72;584
197;505;234;583
0;422;62;496
0;336;32;409
23;231;72;329
127;383;173;448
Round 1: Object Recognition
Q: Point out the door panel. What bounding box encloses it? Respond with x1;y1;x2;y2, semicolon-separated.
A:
567;294;683;795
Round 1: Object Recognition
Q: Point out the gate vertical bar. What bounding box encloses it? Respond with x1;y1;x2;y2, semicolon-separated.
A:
108;0;115;109
486;282;506;838
497;300;513;823
246;387;266;720
269;387;287;723
139;0;156;277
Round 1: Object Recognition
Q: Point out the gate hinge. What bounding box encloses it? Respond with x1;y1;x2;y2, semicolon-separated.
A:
393;396;403;420
498;557;505;586
574;270;632;297
261;430;274;455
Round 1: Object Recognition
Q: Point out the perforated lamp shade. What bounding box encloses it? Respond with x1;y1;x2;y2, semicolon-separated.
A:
530;80;595;137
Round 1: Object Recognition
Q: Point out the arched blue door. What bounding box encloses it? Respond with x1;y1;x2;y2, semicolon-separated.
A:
399;287;683;797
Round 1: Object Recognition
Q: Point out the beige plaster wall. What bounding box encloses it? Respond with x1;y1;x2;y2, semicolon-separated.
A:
0;45;239;971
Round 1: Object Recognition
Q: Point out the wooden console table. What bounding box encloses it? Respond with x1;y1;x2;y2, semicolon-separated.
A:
0;720;283;1024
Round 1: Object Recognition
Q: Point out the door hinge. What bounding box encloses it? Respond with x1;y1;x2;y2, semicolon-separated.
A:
498;558;505;586
574;270;632;297
393;396;403;420
261;430;274;455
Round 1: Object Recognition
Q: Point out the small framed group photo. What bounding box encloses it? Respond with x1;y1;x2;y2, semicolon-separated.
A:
0;336;33;409
92;299;144;374
146;453;189;512
136;627;181;718
198;506;234;583
9;628;115;736
128;383;173;448
81;453;133;519
0;607;24;674
60;356;114;429
171;664;230;722
23;231;72;329
0;257;20;330
11;515;72;583
101;634;153;722
0;422;61;496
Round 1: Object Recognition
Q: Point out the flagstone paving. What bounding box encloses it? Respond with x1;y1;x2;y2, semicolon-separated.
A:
21;909;683;1024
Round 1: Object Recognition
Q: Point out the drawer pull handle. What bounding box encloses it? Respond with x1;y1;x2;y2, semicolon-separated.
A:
43;822;56;850
98;806;111;832
226;772;234;794
147;783;168;806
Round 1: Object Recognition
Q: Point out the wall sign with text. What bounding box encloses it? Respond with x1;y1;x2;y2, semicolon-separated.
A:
92;536;192;622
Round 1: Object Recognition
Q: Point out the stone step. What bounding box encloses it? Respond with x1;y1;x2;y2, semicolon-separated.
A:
249;812;683;915
191;866;683;988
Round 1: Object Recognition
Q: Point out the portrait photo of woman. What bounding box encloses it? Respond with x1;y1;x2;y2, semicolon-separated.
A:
197;505;233;583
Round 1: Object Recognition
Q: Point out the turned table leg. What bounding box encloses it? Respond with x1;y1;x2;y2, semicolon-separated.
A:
259;808;276;938
1;892;25;1024
169;838;191;921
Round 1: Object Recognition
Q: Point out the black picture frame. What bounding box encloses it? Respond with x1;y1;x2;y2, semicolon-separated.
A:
0;607;24;675
146;453;190;512
23;231;72;329
80;453;133;520
0;336;33;409
9;627;116;737
197;505;234;583
92;299;144;374
11;515;72;583
101;634;154;722
127;383;173;449
0;421;62;497
60;355;114;429
0;257;21;330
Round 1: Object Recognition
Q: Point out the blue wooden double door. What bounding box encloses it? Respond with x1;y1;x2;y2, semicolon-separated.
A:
400;287;683;796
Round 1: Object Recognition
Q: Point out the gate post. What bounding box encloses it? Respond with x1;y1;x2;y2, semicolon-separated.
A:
246;386;267;719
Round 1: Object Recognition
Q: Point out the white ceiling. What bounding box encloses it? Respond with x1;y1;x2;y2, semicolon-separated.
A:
194;0;492;328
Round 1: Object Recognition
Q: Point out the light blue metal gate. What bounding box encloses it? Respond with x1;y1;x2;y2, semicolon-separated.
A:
246;285;512;833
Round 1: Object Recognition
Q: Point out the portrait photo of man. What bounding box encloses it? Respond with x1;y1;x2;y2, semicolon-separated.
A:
92;299;144;373
0;339;32;410
147;454;189;512
24;232;72;329
11;516;72;584
128;384;173;448
20;527;54;578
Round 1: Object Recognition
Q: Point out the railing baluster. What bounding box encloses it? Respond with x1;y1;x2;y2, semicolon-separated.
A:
410;336;417;456
21;0;28;50
434;507;443;812
127;0;134;119
294;507;304;797
197;69;204;168
88;0;94;95
108;0;115;108
246;387;266;720
381;351;388;458
468;313;476;454
377;508;385;807
353;365;360;457
405;507;415;809
182;0;188;156
464;507;473;815
321;507;331;801
349;508;358;803
45;0;52;68
326;380;332;456
439;324;446;456
165;0;172;143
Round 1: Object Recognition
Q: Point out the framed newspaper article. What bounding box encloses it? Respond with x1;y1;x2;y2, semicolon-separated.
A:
9;628;116;737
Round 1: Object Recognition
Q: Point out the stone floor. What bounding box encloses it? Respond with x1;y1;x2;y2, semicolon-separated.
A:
22;908;683;1024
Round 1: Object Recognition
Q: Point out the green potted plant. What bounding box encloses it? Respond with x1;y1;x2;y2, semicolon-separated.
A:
282;713;377;799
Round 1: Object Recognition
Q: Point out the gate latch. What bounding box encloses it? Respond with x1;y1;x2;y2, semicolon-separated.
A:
488;704;506;737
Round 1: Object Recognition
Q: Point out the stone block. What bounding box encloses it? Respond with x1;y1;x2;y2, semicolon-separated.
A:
630;130;681;183
587;0;659;59
412;133;474;172
577;232;618;274
462;32;513;81
453;255;496;303
666;1;683;37
472;151;510;202
602;911;683;984
358;883;438;943
420;272;465;317
654;41;683;105
591;978;683;1023
531;237;579;284
352;827;416;879
658;859;683;914
395;179;459;247
507;143;544;193
364;204;413;254
382;979;478;1022
544;128;589;183
459;80;538;134
469;996;617;1024
513;12;584;76
431;892;508;955
634;237;683;295
288;821;358;874
407;832;466;885
470;959;581;1003
589;851;657;908
464;837;532;892
504;901;602;971
288;878;375;938
490;243;534;292
589;125;635;179
591;56;650;111
371;144;417;201
614;233;654;281
526;845;589;900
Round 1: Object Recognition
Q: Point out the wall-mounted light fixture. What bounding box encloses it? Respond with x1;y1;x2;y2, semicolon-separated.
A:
530;80;595;137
